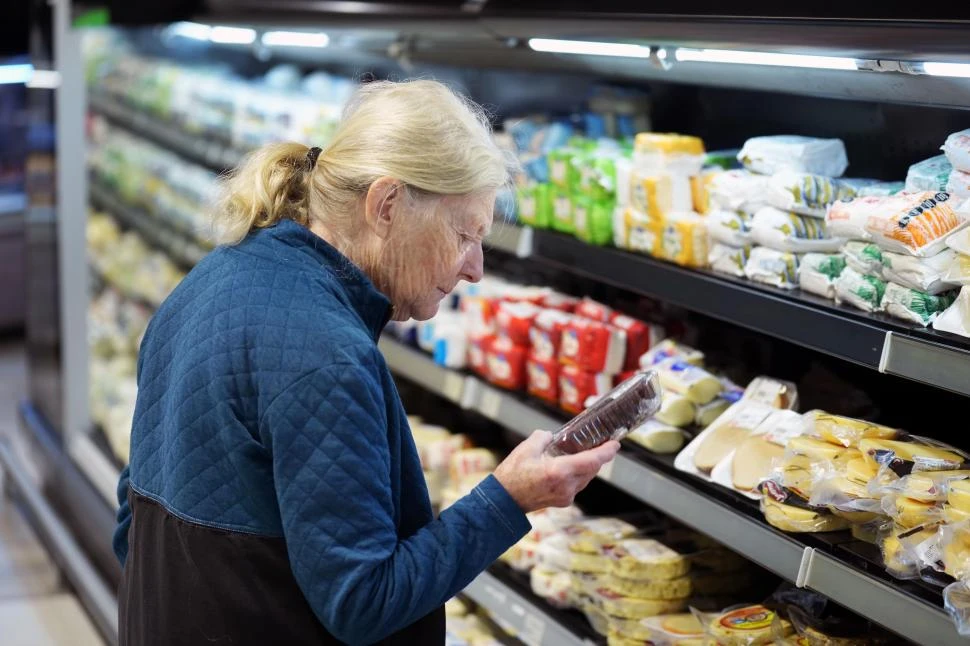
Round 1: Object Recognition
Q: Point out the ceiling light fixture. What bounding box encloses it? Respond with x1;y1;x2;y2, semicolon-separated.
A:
528;38;651;59
260;31;330;48
209;26;257;45
922;62;970;79
675;48;857;71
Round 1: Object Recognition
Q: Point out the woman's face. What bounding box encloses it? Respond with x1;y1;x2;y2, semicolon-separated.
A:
388;190;495;321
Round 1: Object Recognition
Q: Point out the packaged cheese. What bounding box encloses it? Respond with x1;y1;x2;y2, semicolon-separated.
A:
859;437;968;476
766;173;858;220
881;470;970;503
495;301;540;346
657;212;710;269
640;339;705;368
709;209;754;247
787;605;885;646
744;247;800;290
701;603;794;646
742;377;799;410
807;411;899;448
527;506;585;543
695;397;733;428
611;313;665;372
710;243;752;278
656;392;697;427
881;493;942;529
948;168;970;200
560;318;626;374
483;336;528;390
737;135;848;177
826;192;964;257
905;155;952;194
843;241;957;295
943;581;970;637
732;434;785;492
606;617;653;642
609;538;691;580
536;534;611;573
449;449;497;483
656;358;722;405
642;613;707;644
605;574;692;600
526;354;560;404
690;402;775;473
565;518;640;554
549;185;575;233
500;536;540;571
941;521;970;581
834;267;885;313
530;566;573;608
942;128;970;173
624;207;663;255
749;206;844;253
630;173;675;219
879;523;939;580
588;586;688;619
775;454;820;500
882;281;956;326
798;253;846;299
760;493;852;533
933;285;970;338
627;419;685;454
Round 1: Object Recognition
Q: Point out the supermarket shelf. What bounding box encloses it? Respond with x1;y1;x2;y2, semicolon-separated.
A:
89;182;207;270
486;224;534;258
88;93;244;172
378;335;965;645
88;262;162;311
463;567;597;646
531;230;970;399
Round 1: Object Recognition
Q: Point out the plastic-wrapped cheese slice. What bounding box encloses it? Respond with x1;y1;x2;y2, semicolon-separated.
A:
884;470;970;503
761;496;852;533
807;411;899;448
588;586;687;619
949;479;970;513
703;604;794;646
564;518;639;555
604;573;692;601
609;538;691;580
693;402;774;473
881;494;943;530
859;437;968;476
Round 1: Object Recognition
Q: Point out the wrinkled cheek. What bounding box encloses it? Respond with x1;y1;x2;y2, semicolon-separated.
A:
378;222;456;308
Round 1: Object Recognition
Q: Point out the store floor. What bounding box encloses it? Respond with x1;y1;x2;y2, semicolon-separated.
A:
0;339;106;646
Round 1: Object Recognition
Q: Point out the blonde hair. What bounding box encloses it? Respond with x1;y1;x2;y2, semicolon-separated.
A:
213;79;514;247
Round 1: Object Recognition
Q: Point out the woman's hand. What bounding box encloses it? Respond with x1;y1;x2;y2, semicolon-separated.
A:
493;431;620;513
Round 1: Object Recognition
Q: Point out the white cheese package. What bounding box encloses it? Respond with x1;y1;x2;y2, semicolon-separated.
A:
843;241;958;295
948;169;970;200
527;505;585;543
906;155;953;193
742;376;799;410
826;192;965;257
737;135;849;177
708;209;753;247
945;253;970;287
744;247;800;290
799;253;846;299
883;281;956;326
639;339;705;368
942;129;970;173
655;358;722;405
675;400;776;480
709;243;751;278
530;566;573;608
749;206;845;253
708;170;770;211
765;172;858;219
626;419;686;454
711;409;807;499
656;392;697;428
834;267;886;313
934;285;970;338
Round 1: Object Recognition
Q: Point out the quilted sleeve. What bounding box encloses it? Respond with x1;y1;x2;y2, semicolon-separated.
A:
113;463;132;565
263;361;530;644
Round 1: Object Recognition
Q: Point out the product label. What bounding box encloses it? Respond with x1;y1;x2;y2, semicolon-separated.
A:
529;329;557;361
618;539;677;563
528;363;552;391
575;204;589;232
629;225;657;254
718;606;776;631
561;330;580;358
664;360;708;387
520;195;537;218
554;197;571;221
487;354;511;381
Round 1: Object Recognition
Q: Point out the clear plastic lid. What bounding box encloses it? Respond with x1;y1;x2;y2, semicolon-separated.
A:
545;370;662;457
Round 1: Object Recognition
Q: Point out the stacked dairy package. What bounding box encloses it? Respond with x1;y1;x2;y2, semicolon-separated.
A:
710;136;853;292
931;129;970;338
617;134;713;268
826;169;967;326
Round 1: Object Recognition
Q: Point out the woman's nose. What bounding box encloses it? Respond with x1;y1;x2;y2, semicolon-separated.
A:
459;242;484;283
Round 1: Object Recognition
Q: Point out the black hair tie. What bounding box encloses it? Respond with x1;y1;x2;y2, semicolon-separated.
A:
305;146;323;171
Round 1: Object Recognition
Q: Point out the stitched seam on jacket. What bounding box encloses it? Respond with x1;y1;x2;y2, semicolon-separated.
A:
128;482;284;538
473;485;515;536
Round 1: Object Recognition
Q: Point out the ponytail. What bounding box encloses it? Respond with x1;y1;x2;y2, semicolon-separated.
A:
212;142;314;244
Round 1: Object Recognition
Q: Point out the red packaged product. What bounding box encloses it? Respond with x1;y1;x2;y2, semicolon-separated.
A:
574;297;613;323
461;296;500;337
527;354;560;404
505;286;548;305
528;310;573;362
558;365;614;414
485;336;528;390
559;318;627;374
609;313;666;371
467;335;494;378
495;302;541;347
541;292;580;313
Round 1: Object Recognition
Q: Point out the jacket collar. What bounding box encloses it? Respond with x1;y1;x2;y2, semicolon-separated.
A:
266;219;393;339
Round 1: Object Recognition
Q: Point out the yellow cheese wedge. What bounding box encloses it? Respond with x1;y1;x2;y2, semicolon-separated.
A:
778;455;818;499
949;479;970;513
943;536;970;580
851;521;881;544
900;470;970;502
733;434;785;491
945;504;970;524
626;420;685;455
658;359;722;405
695;424;749;472
810;412;898;448
610;538;691;580
605;573;692;600
830;509;881;524
762;497;852;533
859;439;965;472
888;496;941;529
709;605;792;646
696;397;732;428
657;392;697;427
844;457;878;486
787;437;850;462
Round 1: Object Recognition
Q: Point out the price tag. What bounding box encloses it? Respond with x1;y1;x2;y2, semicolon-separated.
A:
479;388;502;420
442;373;464;402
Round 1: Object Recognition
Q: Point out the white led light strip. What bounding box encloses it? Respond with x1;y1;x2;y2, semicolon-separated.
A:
674;48;858;71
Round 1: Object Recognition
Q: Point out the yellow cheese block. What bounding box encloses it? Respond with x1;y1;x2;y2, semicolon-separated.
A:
626;420;685;455
943;535;970;580
610;538;691;580
743;377;798;410
658;359;722;405
859;439;966;472
656;212;710;269
886;495;941;529
850;520;882;544
695;397;732;428
945;504;970;524
809;411;898;448
629;175;673;220
899;470;970;502
694;403;773;472
605;573;692;600
635;133;705;156
624;207;664;254
656;392;697;428
733;434;786;492
881;524;937;578
844;457;878;486
709;605;793;646
762;497;852;533
778;455;818;499
949;479;970;513
787;437;851;462
588;586;687;619
565;518;639;554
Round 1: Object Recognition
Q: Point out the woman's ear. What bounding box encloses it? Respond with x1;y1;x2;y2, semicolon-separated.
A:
364;176;403;239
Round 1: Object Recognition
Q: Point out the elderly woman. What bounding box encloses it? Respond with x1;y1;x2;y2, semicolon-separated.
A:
113;79;618;646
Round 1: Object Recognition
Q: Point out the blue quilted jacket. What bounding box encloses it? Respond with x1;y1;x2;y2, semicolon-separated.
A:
113;219;530;646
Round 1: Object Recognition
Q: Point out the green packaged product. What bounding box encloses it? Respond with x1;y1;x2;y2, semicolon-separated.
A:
516;182;552;228
573;196;615;246
549;185;575;234
882;282;956;326
548;148;582;192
